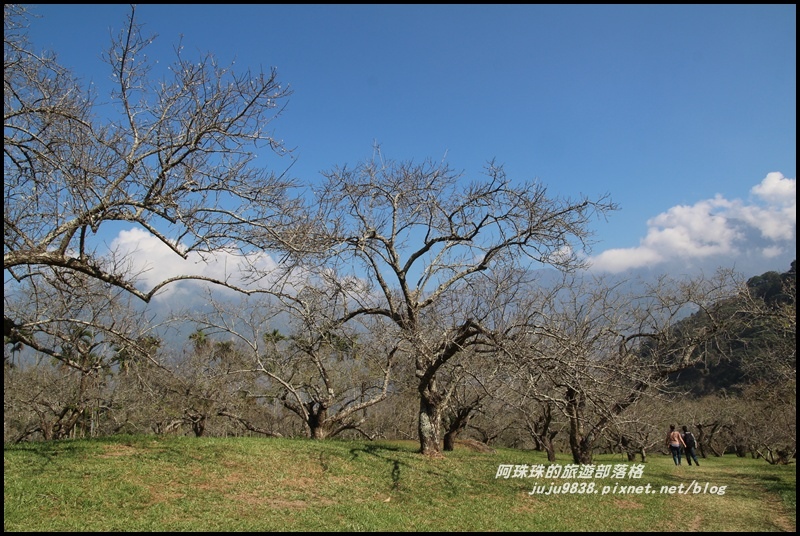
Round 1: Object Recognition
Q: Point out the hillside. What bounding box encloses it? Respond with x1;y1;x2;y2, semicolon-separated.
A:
3;435;796;532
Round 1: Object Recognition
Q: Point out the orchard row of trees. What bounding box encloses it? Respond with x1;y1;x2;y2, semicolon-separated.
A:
5;257;795;464
4;5;796;462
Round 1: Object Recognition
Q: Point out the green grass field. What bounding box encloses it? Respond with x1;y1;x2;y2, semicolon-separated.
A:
4;435;796;531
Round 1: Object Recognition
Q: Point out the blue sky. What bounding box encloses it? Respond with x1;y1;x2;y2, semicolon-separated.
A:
23;4;796;286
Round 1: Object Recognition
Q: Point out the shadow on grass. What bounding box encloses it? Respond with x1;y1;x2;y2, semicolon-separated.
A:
347;442;507;499
349;443;409;491
4;441;85;467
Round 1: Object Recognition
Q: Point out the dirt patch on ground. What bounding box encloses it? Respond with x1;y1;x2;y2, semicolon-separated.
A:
612;498;644;509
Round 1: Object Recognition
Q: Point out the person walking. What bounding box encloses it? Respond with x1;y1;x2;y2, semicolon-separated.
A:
665;424;686;465
682;425;700;466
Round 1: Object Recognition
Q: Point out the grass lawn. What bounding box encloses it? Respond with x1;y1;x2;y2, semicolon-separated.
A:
4;435;796;531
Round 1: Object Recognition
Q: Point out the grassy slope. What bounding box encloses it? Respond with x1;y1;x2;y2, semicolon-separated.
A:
4;435;796;532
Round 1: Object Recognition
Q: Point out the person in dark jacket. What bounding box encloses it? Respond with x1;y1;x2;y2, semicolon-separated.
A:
682;425;700;466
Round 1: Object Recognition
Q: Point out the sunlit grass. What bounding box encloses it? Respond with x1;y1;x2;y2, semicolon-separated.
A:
4;435;796;531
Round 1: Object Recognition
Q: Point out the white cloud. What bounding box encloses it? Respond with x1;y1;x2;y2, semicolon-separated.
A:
109;228;280;301
585;247;664;273
589;172;796;274
738;172;797;241
107;171;796;291
761;245;785;259
751;171;796;204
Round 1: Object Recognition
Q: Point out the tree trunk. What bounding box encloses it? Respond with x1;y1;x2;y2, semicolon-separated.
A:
307;401;330;440
443;406;475;451
310;425;330;440
620;435;638;461
528;405;558;462
566;387;593;464
189;413;206;437
569;434;594;464
418;384;443;457
542;433;558;462
442;429;457;452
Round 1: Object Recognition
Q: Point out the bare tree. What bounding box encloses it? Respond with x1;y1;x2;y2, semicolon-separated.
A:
278;154;615;456
185;289;395;440
501;373;566;461
440;351;501;451
603;397;663;463
4;359;103;442
4;4;299;345
502;270;742;464
3;272;159;442
739;262;796;385
4;266;162;369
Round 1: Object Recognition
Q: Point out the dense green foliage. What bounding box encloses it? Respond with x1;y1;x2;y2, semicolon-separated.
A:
669;261;796;396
